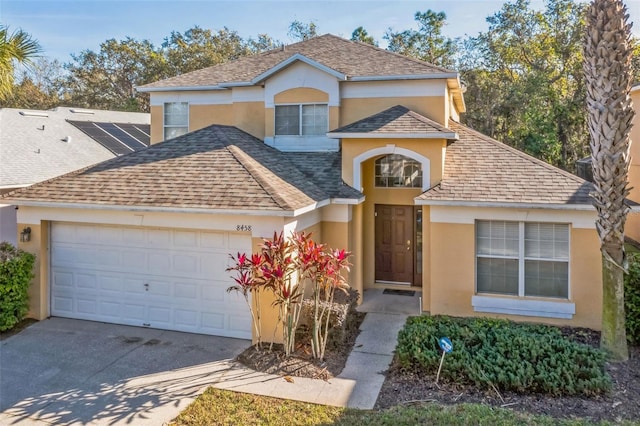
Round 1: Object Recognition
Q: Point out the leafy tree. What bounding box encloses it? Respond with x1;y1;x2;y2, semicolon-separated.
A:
584;0;634;361
64;37;166;112
0;25;41;100
288;20;319;41
351;26;377;46
460;0;588;171
247;33;281;53
162;26;250;75
384;10;457;68
0;57;67;109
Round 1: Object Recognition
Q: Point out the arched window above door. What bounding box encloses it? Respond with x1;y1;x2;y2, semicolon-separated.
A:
374;154;423;188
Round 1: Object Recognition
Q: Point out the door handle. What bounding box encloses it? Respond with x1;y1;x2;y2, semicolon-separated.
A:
144;283;149;291
406;240;411;251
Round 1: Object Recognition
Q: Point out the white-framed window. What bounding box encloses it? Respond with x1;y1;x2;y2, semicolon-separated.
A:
275;104;328;136
163;102;189;140
476;220;569;299
374;154;423;188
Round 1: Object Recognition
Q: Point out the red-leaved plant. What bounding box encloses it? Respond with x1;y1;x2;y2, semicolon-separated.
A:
227;231;351;360
226;252;266;348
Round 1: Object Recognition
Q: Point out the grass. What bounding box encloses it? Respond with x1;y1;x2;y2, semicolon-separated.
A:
171;388;633;426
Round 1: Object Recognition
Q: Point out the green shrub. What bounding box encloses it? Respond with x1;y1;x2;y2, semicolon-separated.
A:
0;242;35;331
625;252;640;345
395;316;610;396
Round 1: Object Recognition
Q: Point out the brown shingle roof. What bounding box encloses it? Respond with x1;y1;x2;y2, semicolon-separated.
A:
329;105;457;137
418;121;593;206
138;35;455;90
4;125;360;213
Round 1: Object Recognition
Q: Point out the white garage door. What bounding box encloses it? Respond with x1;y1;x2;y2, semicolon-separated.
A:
50;222;252;339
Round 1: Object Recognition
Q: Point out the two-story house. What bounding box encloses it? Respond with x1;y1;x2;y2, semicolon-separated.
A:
4;35;601;340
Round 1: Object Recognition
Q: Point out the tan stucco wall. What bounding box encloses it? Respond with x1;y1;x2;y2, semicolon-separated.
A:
340;96;446;128
429;222;603;330
233;102;266;140
190;104;234;132
274;87;328;103
341;138;446;191
18;221;49;320
150;105;163;144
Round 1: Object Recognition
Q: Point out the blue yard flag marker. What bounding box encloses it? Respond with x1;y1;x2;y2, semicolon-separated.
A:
436;337;453;385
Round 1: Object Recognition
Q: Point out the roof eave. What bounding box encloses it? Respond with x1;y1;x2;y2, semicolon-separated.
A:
331;196;365;205
349;73;459;82
6;200;298;217
136;85;228;93
327;132;459;140
414;199;597;211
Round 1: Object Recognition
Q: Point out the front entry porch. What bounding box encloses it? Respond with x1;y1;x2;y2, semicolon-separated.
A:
357;288;423;315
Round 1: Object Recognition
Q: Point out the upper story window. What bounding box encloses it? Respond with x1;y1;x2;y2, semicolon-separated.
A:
476;221;569;299
275;104;328;136
164;102;188;140
375;154;422;188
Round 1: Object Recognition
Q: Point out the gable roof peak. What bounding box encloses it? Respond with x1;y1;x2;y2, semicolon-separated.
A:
138;33;459;92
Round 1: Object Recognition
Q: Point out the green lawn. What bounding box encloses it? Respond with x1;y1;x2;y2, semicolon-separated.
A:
170;388;632;426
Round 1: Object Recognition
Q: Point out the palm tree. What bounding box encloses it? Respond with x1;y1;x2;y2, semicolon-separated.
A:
584;0;635;361
0;25;42;100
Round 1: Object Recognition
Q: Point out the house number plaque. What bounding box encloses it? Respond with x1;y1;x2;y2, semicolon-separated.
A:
236;225;252;231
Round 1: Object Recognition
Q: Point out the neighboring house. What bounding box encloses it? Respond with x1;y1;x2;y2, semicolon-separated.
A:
0;107;150;244
4;35;603;340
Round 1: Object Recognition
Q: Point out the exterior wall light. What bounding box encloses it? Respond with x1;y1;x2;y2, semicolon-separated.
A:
20;227;31;243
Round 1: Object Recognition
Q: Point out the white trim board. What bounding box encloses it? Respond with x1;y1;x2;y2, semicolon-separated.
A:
472;295;575;320
429;205;598;229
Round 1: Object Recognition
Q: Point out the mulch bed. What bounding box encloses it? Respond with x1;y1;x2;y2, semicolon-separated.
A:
375;328;640;423
238;318;640;422
236;311;366;381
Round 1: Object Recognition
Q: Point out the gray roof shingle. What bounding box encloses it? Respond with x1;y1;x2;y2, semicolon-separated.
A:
138;34;455;90
0;107;149;188
329;105;457;137
4;125;361;212
418;121;593;206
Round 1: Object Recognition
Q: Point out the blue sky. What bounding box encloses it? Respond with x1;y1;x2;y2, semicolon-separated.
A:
2;0;640;64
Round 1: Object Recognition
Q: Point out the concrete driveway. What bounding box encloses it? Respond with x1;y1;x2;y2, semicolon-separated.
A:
0;318;249;425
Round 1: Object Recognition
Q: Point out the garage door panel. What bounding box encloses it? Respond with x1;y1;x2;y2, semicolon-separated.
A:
201;284;226;302
51;222;252;339
123;228;146;246
77;273;97;289
149;253;171;272
148;229;171;247
174;230;198;248
99;301;121;318
201;231;226;248
121;250;148;271
173;254;198;274
77;298;98;315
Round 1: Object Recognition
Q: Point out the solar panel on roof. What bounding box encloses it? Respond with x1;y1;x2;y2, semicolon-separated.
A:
117;123;151;146
68;120;150;155
96;122;147;151
81;127;132;155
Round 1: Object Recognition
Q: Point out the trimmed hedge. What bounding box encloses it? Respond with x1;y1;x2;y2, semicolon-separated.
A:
0;242;35;331
625;252;640;344
396;316;610;396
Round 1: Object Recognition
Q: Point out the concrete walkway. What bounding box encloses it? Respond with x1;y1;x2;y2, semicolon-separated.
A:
213;289;417;409
212;312;408;409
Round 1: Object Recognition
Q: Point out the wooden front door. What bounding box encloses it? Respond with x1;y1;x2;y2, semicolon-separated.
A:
375;205;414;284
